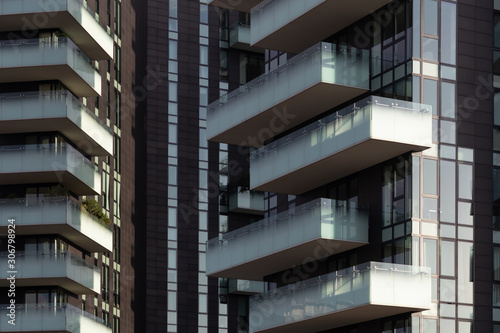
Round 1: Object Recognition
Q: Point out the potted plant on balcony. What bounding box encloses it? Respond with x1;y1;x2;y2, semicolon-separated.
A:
46;184;69;197
82;198;112;226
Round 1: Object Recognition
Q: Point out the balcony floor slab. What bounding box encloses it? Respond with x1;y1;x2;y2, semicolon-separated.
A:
208;238;367;281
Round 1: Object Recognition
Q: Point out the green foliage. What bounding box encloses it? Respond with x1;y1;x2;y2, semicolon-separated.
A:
46;185;69;197
237;172;251;193
82;198;112;226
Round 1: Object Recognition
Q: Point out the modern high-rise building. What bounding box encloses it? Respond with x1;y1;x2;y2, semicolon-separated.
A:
1;0;499;333
205;0;498;332
130;0;226;332
0;0;128;332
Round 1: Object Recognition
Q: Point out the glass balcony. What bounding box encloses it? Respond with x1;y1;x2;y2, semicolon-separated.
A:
249;262;431;333
0;0;113;59
0;197;112;252
230;23;263;53
250;96;432;195
0;303;111;333
229;279;266;295
228;187;264;215
207;198;368;280
208;0;264;13
0;252;100;294
207;43;369;146
0;143;101;196
0;90;113;156
0;38;101;97
251;0;394;53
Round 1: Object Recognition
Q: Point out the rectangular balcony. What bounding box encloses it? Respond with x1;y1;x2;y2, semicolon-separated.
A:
0;0;113;59
230;23;263;53
0;144;101;196
0;90;113;156
0;38;101;97
207;198;368;280
228;188;264;215
250;96;432;195
249;262;431;333
229;279;266;295
0;303;111;333
251;0;392;53
207;42;369;147
0;252;100;295
208;0;264;13
0;197;112;252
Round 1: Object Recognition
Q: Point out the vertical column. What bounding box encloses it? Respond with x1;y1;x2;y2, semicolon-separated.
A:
167;1;179;332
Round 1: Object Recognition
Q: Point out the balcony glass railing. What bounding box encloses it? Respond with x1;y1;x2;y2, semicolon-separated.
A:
0;0;106;30
0;251;100;294
0;197;112;252
250;96;432;193
229;279;266;295
249;262;431;333
0;90;113;155
207;198;368;279
207;42;369;145
228;188;264;214
0;143;100;194
230;22;251;46
0;303;111;332
0;38;101;95
0;0;113;58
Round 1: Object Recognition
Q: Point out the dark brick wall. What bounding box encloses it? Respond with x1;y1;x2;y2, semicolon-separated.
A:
457;0;494;331
131;1;223;332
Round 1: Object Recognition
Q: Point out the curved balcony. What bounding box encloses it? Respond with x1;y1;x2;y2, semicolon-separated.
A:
207;43;369;147
0;144;101;196
0;38;101;97
0;91;112;156
249;262;431;333
0;0;113;59
251;0;392;53
208;0;264;13
0;197;112;252
0;303;111;333
0;251;100;295
250;96;432;195
207;198;368;280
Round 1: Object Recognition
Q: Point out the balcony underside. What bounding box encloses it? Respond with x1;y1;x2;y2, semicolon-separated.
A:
1;118;111;156
210;83;367;147
208;0;264;12
231;39;265;53
0;171;98;196
252;0;393;53
0;65;98;97
0;12;112;59
252;139;428;195
207;238;366;281
0;276;94;295
253;304;427;333
228;205;264;215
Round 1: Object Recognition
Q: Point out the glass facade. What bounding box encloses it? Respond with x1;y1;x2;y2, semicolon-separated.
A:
205;0;494;331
